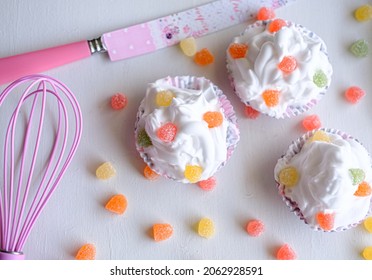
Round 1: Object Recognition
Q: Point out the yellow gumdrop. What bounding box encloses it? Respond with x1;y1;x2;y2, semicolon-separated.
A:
309;130;331;143
184;165;203;183
364;217;372;233
197;218;215;238
354;5;372;22
156;90;174;107
278;167;299;187
96;162;116;180
179;37;197;57
362;246;372;260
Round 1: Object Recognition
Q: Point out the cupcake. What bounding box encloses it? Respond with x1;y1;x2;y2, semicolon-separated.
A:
226;19;333;119
135;76;240;184
274;128;372;232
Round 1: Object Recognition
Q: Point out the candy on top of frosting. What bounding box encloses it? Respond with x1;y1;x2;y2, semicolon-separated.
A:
278;56;297;74
309;130;330;142
316;211;335;231
268;18;287;33
203;111;223;128
278;166;299;187
157;122;177;142
228;43;249;59
156;90;174;107
354;181;372;197
262;89;280;107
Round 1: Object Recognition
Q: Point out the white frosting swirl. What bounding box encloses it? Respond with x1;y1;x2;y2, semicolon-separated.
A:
136;77;230;183
227;20;333;118
275;132;372;231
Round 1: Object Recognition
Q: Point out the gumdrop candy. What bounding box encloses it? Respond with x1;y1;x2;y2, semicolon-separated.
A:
278;167;299;187
203;111;223;128
153;223;173;241
180;37;197;57
197;177;216;191
262;89;280;107
276;244;297;260
144;165;160;181
362;247;372;260
310;130;331;143
197;218;215;238
75;243;96;260
363;216;372;233
268;19;287;33
244;105;260;119
302;115;321;131
194;48;214;65
105;194;128;215
111;93;128;110
137;129;152;147
349;169;365;185
96;162;116;180
354;181;372;197
157;122;177;142
257;7;275;21
184;165;203;183
313;70;328;88
354;5;372;22
228;43;248;59
316;211;335;231
350;39;369;57
246;219;265;237
278;56;297;74
156;90;174;107
345;86;365;104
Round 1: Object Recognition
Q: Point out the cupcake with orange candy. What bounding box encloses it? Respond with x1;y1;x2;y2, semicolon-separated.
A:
135;76;239;186
226;15;333;118
274;128;372;232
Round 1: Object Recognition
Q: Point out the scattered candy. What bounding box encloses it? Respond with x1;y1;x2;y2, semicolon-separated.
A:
345;86;365;104
75;243;96;260
268;19;287;33
194;48;215;66
228;43;249;59
179;37;197;57
350;39;369;57
310;130;330;143
96;162;116;180
363;217;372;233
246;219;265;237
197;218;215;238
184;165;203;183
197;177;216;191
144;165;160;180
156;90;174;107
313;70;328;88
349;169;365;185
257;7;275;21
157;122;177;142
244;105;260;119
203;111;223;128
354;4;372;22
153;223;173;241
278;167;299;187
105;194;128;215
316;212;335;231
354;181;372;197
262;89;280;107
302;115;321;131
276;244;297;260
362;246;372;260
110;93;127;110
137;129;152;148
278;56;297;74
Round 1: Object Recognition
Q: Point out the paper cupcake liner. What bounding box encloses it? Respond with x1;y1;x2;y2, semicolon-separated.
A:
134;76;240;182
274;128;372;232
226;20;331;119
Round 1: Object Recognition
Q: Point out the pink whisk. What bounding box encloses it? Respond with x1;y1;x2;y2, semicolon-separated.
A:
0;74;83;260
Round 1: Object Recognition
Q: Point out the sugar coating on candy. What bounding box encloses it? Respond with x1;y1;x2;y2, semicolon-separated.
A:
257;7;275;21
194;48;214;66
105;194;128;215
276;244;297;260
157;122;177;142
278;56;297;74
156;90;174;107
203;111;223;128
354;5;372;22
278;167;299;187
268;19;287;33
345;86;365;104
197;177;216;191
246;219;265;237
316;211;335;231
363;217;372;233
228;43;248;59
313;70;328;88
354;181;372;197
262;89;280;107
75;243;96;260
362;247;372;260
96;162;116;180
310;130;331;143
184;165;203;183
137;129;152;147
349;169;365;185
144;165;160;181
153;223;173;242
179;37;197;57
244;105;260;119
111;93;128;110
302;115;321;131
197;218;215;238
350;39;369;57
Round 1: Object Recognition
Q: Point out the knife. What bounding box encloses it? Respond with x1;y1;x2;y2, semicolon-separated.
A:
0;0;295;85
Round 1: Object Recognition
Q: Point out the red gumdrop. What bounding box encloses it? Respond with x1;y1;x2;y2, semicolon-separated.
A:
111;93;128;110
302;115;322;131
157;122;177;142
345;86;365;104
244;105;260;119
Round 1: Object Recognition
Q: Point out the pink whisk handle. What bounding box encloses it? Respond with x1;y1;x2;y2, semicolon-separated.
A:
0;250;25;260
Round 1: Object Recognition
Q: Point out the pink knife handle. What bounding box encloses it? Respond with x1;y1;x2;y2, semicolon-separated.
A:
0;40;91;85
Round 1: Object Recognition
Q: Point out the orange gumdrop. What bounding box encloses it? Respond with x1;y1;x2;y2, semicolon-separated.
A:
105;194;128;215
354;181;372;197
75;243;96;260
144;165;160;180
228;43;248;59
316;212;335;231
257;7;276;21
194;48;214;66
203;111;223;128
276;244;297;260
268;19;287;33
153;223;173;241
278;56;297;74
262;89;280;107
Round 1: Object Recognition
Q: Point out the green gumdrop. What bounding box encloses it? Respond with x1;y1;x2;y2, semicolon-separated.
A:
350;39;369;57
349;168;365;185
313;70;328;88
137;129;152;147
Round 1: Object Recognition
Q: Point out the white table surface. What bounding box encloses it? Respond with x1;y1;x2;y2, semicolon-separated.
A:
1;0;372;260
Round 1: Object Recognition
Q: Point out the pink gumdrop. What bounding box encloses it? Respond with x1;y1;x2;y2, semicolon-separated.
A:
244;105;260;119
197;177;216;191
345;86;365;104
246;219;265;237
276;244;297;260
111;93;128;110
302;114;321;131
157;122;177;142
